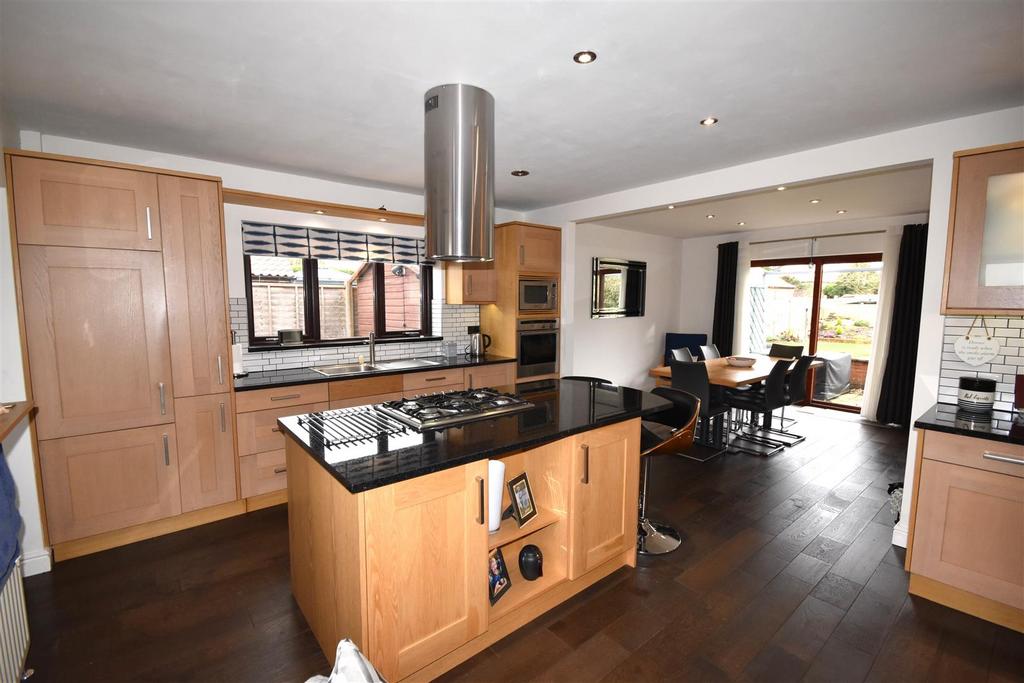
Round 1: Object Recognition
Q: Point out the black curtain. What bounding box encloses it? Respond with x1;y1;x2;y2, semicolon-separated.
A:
876;224;929;426
711;241;739;356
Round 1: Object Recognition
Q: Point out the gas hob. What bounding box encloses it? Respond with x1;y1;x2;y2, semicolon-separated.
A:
374;388;533;429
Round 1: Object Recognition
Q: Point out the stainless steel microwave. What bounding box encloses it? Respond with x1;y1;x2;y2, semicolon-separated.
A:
519;278;558;312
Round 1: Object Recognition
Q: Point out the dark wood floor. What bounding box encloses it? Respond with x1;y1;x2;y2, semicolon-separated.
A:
24;408;1024;682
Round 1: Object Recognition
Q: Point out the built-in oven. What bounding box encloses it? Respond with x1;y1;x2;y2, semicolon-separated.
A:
519;278;558;313
516;319;559;378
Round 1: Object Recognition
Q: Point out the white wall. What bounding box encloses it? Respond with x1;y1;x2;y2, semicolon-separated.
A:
524;106;1024;549
569;223;683;388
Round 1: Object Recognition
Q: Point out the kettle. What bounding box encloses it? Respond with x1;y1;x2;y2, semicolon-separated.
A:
467;325;492;357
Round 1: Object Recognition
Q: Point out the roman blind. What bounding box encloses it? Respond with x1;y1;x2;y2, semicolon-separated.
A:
241;221;431;264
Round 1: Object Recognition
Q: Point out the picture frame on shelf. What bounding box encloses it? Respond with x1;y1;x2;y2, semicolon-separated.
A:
488;548;512;605
507;472;537;527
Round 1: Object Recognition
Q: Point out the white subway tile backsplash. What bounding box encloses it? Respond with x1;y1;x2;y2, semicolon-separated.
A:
938;315;1023;411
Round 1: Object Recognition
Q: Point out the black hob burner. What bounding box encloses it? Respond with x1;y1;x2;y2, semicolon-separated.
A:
375;388;534;429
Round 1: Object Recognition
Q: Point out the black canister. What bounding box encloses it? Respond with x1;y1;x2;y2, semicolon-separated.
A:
519;544;543;581
958;377;996;413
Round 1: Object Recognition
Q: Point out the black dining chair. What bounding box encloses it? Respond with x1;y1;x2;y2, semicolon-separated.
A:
637;387;700;555
562;375;612;384
671;347;695;362
768;343;804;359
724;359;793;456
773;355;815;440
669;360;730;453
698;344;721;360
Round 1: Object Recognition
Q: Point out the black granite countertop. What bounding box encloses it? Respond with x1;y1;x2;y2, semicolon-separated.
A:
277;379;673;493
914;402;1024;446
233;354;515;391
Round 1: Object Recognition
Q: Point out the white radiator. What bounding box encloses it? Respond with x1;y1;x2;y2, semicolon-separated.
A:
0;558;29;683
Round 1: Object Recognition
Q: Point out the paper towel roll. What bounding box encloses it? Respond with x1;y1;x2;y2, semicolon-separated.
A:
487;460;506;533
231;343;246;377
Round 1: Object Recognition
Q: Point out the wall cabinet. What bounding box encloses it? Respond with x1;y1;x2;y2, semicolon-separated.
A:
160;175;231;397
20;245;175;439
941;141;1024;314
39;425;181;544
568;419;640;579
12;155;163;250
510;223;561;274
175;393;237;513
363;461;489;680
444;263;496;304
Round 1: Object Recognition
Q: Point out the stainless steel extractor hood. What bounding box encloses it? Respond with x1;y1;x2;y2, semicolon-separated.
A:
424;83;494;262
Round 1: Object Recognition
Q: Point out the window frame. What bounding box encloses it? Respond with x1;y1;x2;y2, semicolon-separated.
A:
244;254;433;348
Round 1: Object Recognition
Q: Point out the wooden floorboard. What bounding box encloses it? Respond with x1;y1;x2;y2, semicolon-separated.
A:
23;408;1024;682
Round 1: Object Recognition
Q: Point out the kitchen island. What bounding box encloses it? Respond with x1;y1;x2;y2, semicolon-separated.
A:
277;380;671;681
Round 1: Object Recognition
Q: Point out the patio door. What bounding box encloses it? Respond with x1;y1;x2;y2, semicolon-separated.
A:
748;253;883;412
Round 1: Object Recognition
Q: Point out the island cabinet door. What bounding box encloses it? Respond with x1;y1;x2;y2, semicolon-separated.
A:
363;461;489;680
159;175;231;398
568;419;640;579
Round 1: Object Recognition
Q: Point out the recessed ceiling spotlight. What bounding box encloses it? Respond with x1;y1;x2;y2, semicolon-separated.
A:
809;198;821;204
776;186;787;191
836;209;847;214
705;214;716;219
667;204;675;210
699;117;719;127
737;221;746;226
511;169;530;177
313;209;325;215
378;217;388;222
573;50;597;64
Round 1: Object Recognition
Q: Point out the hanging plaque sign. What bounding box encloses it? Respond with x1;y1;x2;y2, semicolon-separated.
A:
953;317;1000;367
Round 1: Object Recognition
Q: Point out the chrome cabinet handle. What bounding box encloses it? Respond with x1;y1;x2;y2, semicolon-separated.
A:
270;393;301;401
519;245;525;265
983;451;1024;466
581;445;590;484
158;382;166;415
273;467;287;475
219;402;226;432
162;434;170;466
424;377;447;382
271;427;281;433
476;476;485;525
146;206;153;240
217;355;225;385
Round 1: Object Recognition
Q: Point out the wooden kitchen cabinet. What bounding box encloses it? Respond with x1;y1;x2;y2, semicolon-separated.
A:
568;419;640;579
363;461;489;680
20;245;175;439
465;363;515;390
941;141;1024;314
240;450;289;498
39;425;181;544
175;393;238;512
160;175;231;397
444;262;497;304
506;223;561;274
12;155;162;250
236;401;329;456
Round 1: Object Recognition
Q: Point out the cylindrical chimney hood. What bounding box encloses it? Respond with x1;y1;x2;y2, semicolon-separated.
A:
424;83;494;262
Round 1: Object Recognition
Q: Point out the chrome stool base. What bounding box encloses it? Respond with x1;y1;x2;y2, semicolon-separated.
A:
637;518;682;555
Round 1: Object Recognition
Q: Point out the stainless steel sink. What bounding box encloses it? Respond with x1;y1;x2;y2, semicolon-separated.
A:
312;363;379;377
375;358;442;370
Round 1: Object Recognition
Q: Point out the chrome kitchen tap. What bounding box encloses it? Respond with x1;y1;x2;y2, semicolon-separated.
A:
368;332;376;366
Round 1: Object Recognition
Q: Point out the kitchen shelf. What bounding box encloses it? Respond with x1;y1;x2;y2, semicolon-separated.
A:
489;520;568;621
488;506;562;550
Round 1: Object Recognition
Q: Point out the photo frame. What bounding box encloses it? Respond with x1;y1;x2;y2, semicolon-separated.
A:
488;548;512;605
507;472;538;527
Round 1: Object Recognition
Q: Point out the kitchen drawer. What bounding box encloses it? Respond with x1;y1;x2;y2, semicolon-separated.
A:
330;391;404;410
403;368;465;392
234;383;329;413
923;431;1024;478
329;375;403;401
236;401;328;456
240;450;288;498
465;363;515;390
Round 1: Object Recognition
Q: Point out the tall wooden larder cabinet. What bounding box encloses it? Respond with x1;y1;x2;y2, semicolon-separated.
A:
8;152;238;551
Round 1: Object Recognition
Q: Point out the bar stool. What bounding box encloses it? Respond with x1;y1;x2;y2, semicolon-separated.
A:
562;375;612;384
637;387;699;555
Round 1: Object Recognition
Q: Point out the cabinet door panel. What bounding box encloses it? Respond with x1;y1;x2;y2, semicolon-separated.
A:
176;393;237;512
569;419;640;579
12;156;161;250
21;246;175;439
364;461;488;680
911;459;1024;608
40;425;181;543
517;225;561;273
160;176;230;397
239;450;288;497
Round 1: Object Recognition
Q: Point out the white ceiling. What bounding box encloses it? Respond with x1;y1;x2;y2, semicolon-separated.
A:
592;163;934;238
1;1;1021;211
